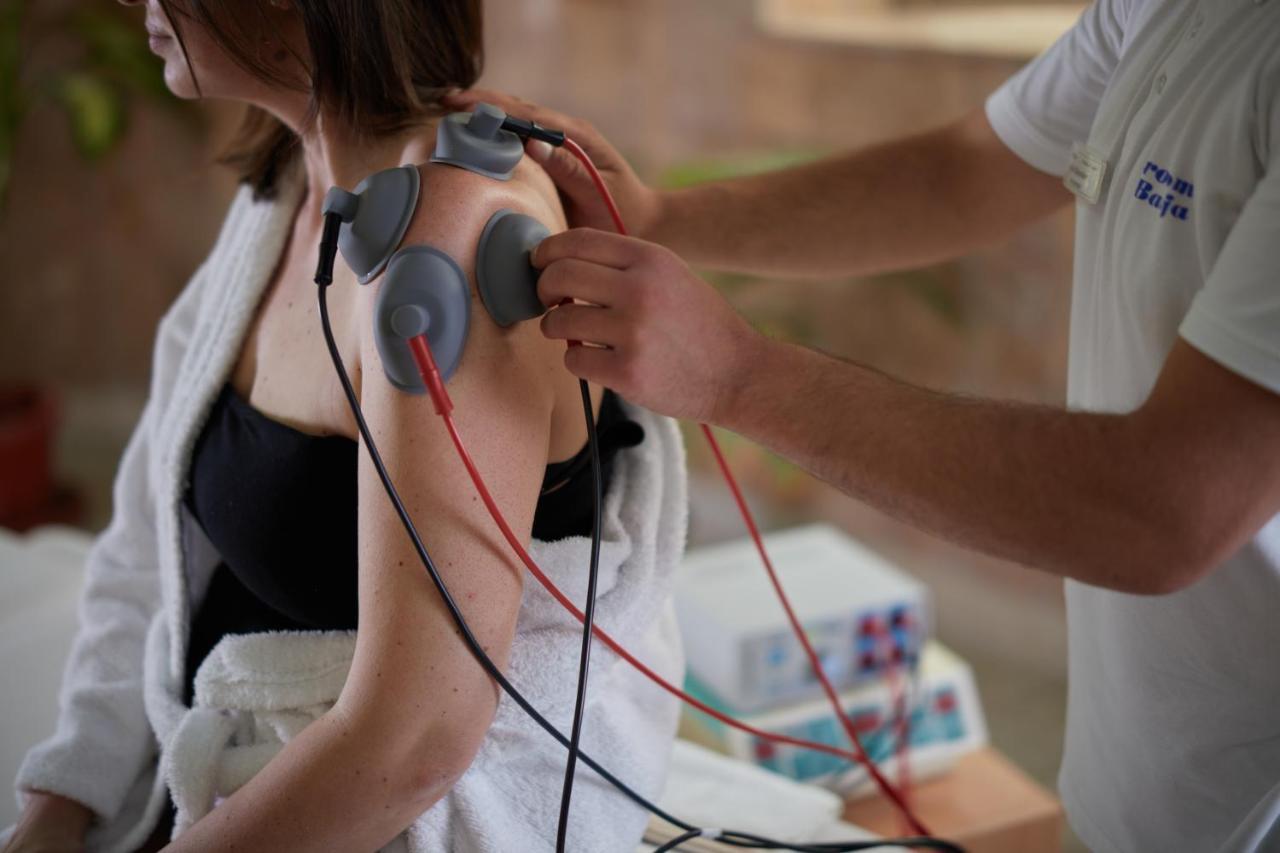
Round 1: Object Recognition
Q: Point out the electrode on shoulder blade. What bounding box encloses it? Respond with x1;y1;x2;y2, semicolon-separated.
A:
430;103;524;181
374;246;471;393
476;209;551;327
324;164;421;284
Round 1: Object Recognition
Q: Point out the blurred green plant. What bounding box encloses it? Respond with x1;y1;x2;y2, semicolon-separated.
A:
0;0;186;209
660;150;822;191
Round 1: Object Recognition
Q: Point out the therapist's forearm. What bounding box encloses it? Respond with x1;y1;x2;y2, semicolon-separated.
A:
717;339;1207;594
162;704;473;852
648;108;1071;279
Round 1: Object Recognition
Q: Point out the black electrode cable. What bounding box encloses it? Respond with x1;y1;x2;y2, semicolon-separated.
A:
502;110;611;851
315;273;694;831
314;216;963;853
556;378;605;853
653;829;969;853
717;834;964;853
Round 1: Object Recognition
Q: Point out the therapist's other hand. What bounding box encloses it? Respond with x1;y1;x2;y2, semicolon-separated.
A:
442;88;663;238
2;792;91;853
534;229;762;424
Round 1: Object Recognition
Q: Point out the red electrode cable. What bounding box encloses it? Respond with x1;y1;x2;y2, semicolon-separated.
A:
408;334;871;770
409;336;930;834
398;133;929;838
699;426;923;835
559;141;929;836
562;139;627;234
877;621;914;834
407;341;929;835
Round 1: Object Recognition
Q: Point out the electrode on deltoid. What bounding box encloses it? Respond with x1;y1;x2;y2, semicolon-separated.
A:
430;103;525;181
374;246;471;392
320;104;562;396
389;303;431;339
476;209;551;327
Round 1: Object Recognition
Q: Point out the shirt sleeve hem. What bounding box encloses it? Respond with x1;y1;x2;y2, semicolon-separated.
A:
985;88;1072;177
1179;304;1280;397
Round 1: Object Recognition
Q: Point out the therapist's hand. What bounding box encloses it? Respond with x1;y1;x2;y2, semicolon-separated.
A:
534;228;765;424
2;792;91;853
442;89;663;238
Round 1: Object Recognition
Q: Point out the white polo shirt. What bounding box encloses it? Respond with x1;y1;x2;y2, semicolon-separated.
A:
986;1;1280;850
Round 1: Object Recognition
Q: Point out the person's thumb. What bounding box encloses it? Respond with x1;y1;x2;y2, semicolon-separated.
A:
529;140;596;205
525;139;555;164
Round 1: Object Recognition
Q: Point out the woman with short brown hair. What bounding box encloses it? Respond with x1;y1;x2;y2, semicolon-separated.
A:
2;2;685;851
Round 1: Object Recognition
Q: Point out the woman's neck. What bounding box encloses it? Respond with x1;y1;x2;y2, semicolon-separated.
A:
294;112;440;228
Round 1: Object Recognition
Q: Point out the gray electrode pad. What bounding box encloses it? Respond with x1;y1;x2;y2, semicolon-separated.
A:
430;104;524;181
327;164;421;284
476;209;551;327
374;245;471;393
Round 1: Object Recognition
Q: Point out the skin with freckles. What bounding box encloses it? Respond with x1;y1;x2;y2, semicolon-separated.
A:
5;4;598;853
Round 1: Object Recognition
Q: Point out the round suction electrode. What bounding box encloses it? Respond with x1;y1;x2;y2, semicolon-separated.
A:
334;164;421;284
374;246;471;393
476;209;551;327
430;104;524;181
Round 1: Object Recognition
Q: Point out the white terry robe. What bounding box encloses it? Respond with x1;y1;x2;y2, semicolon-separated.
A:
9;168;687;852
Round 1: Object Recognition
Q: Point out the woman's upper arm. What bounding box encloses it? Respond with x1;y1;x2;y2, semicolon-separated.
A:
336;163;567;774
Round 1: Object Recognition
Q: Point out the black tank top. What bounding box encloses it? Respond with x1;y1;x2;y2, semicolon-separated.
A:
182;382;643;701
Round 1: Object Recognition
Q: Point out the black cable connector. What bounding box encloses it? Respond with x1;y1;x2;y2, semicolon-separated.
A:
501;115;566;148
315;210;344;288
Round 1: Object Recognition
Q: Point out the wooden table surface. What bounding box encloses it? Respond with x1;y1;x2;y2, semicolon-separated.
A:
842;747;1064;853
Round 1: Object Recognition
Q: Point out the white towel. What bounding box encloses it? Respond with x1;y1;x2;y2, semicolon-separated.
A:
151;402;687;852
163;631;357;834
640;740;896;853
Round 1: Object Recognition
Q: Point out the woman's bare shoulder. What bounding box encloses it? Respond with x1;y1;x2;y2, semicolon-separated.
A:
351;152;571;415
399;156;566;264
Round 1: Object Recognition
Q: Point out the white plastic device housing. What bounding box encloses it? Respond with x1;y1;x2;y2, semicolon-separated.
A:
675;524;932;714
681;641;988;796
